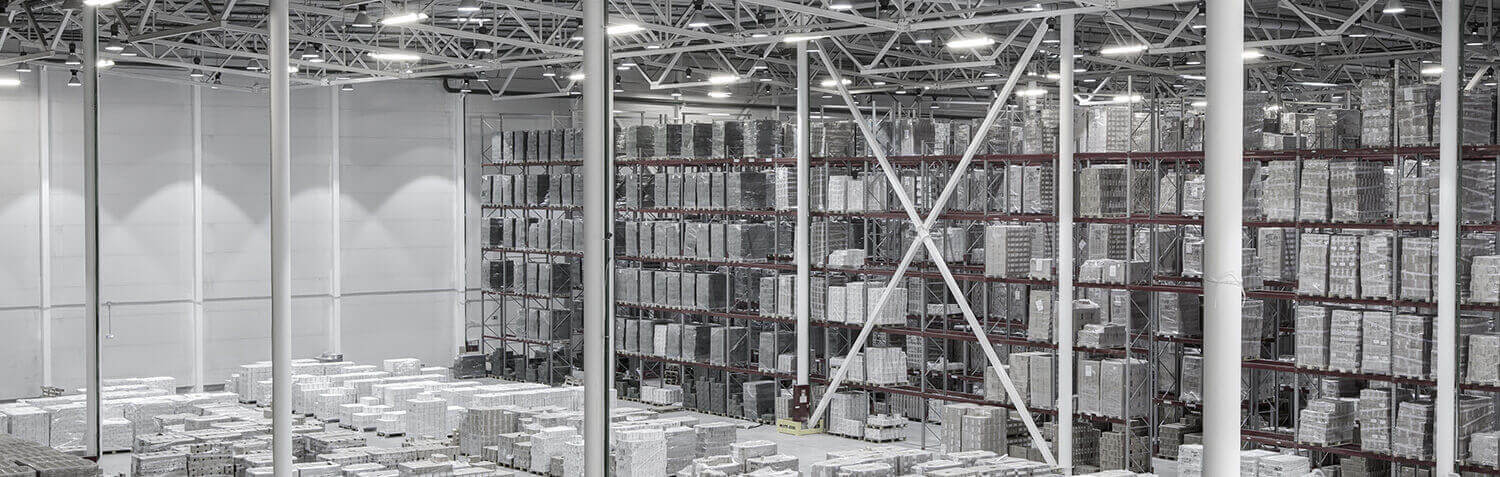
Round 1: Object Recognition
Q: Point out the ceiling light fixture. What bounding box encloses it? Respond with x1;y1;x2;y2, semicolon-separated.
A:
83;0;122;6
568;71;585;80
456;0;480;12
1191;100;1207;107
1242;50;1264;59
1381;0;1405;14
1016;88;1046;97
687;13;710;28
1297;81;1338;87
368;51;422;61
1042;30;1060;44
912;32;934;44
708;73;738;84
607;23;643;35
828;0;853;10
341;84;355;92
708;91;732;98
1100;44;1147;55
782;34;825;42
351;6;374;27
381;11;429;25
542;66;557;77
97;58;114;69
1021;3;1044;11
1179;74;1205;80
1421;65;1443;75
67;71;81;87
820;78;851;87
65;44;82;65
474;42;493;53
17;63;33;73
946;35;995;49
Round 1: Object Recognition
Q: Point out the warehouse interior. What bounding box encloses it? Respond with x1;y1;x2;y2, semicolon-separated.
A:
2;0;1499;475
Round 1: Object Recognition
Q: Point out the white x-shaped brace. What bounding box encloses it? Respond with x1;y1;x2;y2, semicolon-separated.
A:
806;23;1058;467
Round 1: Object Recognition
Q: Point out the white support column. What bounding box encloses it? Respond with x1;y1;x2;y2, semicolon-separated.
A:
38;73;52;388
1055;13;1075;476
82;4;102;460
795;40;810;389
269;0;293;472
452;92;467;355
192;85;205;391
1202;0;1245;474
330;87;343;355
582;0;610;473
1435;0;1461;473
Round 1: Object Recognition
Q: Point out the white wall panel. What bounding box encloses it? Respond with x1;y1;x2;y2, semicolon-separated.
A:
1;73;472;399
0;75;42;309
339;292;454;368
0;309;43;399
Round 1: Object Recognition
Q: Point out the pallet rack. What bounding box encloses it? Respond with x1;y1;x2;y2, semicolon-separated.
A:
471;93;1500;474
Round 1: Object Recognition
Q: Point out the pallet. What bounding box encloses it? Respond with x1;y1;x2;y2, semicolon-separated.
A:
376;431;406;437
101;449;132;455
1326;366;1362;374
776;419;824;436
1297;439;1353;448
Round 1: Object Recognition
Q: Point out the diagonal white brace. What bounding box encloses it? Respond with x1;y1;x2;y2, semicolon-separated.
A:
805;22;1058;467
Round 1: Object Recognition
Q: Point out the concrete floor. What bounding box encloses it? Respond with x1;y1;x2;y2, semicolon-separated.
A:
98;405;946;476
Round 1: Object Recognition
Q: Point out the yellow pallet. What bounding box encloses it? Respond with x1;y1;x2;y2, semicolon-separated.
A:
776;419;824;436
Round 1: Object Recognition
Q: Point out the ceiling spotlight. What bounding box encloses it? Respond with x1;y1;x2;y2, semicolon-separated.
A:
613;76;624;93
708;73;739;84
894;89;906;94
670;91;682;98
708;91;732;98
570;32;584;41
368;51;422;62
542;66;557;77
752;60;769;70
872;81;886;86
83;0;123;6
567;71;585;81
607;23;644;35
687;13;710;28
1100;44;1147;55
381;11;429;25
1242;49;1264;59
460;80;473;93
946;35;995;49
1381;0;1405;14
0;77;19;87
96;58;114;69
1042;30;1060;44
828;0;853;10
1348;32;1369;38
1179;74;1206;80
1112;94;1143;103
911;31;934;45
819;78;851;87
474;41;493;53
67;71;81;87
456;0;480;12
189;69;205;78
1190;100;1207;107
1016;88;1046;97
1297;81;1338;87
351;6;374;27
65;43;82;65
1421;65;1443;75
246;62;263;71
1021;3;1044;11
209;78;222;89
303;45;324;61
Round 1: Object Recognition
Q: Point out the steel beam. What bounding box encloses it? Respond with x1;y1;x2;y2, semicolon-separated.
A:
806;24;1058;467
795;39;810;389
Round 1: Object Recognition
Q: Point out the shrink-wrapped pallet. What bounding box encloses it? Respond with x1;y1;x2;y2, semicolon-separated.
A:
1299;159;1331;222
1297;233;1330;296
1392;314;1433;378
1295;305;1331;369
1400;237;1436;301
1328;234;1360;298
